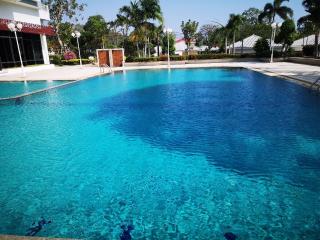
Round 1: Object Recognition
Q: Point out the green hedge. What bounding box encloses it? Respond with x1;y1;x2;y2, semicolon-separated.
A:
61;59;91;65
302;45;319;57
126;54;252;63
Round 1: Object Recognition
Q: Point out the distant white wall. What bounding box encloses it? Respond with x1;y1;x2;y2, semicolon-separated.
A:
0;1;41;24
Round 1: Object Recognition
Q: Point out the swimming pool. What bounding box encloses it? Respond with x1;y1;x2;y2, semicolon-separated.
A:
0;81;71;99
0;68;319;240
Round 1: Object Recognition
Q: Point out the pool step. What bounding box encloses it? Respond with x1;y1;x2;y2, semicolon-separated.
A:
0;235;77;240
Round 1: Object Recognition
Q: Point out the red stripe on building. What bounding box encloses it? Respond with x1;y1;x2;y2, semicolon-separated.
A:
0;18;55;36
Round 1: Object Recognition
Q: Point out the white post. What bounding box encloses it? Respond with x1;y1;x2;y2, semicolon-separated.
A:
14;31;25;77
72;31;82;68
270;28;275;63
167;31;170;67
164;27;172;68
270;22;282;63
8;22;26;78
76;37;82;68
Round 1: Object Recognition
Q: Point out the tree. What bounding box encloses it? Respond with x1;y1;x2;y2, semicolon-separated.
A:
161;33;175;55
275;19;297;53
254;38;271;57
181;20;199;50
298;0;320;58
43;0;86;52
116;0;163;57
82;15;109;53
242;8;262;25
226;14;244;55
258;0;293;24
196;24;219;47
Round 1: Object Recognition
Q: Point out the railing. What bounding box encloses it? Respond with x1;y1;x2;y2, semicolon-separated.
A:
310;76;320;91
99;64;113;73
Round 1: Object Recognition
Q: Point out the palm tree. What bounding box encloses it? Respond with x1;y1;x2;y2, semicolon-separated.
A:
258;0;293;24
226;14;244;55
139;0;163;57
298;0;320;58
116;0;163;57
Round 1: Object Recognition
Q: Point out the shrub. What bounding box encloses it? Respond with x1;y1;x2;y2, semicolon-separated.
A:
125;53;254;63
302;45;319;57
63;51;77;60
88;56;95;63
170;55;187;61
61;59;90;65
50;55;62;66
254;38;270;57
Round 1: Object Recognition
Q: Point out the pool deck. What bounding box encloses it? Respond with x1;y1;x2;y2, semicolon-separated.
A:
0;62;319;88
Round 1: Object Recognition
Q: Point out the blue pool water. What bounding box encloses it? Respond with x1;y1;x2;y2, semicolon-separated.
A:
0;68;320;240
0;81;70;98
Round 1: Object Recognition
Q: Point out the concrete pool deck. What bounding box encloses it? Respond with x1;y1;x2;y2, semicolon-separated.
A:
0;62;319;88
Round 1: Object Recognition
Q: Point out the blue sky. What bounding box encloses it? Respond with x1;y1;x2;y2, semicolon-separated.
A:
78;0;306;37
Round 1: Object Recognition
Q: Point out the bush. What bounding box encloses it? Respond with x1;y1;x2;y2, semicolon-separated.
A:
302;45;319;57
50;55;62;66
170;55;187;61
63;51;77;60
61;59;90;65
254;38;270;57
125;53;255;63
187;54;240;60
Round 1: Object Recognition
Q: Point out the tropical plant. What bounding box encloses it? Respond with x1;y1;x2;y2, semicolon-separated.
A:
275;19;297;53
82;15;109;50
298;0;320;58
242;8;263;25
226;14;244;55
254;38;271;57
116;0;163;57
161;33;176;55
258;0;293;24
43;0;86;51
181;20;199;50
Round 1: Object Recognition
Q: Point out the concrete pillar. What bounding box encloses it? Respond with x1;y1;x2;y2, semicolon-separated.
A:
40;34;50;65
108;49;113;67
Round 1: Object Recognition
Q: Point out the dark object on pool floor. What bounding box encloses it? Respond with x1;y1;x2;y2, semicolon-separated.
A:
15;98;24;105
120;224;134;240
224;232;237;240
26;217;52;236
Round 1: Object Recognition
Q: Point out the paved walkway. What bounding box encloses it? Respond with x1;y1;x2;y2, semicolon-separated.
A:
0;62;319;87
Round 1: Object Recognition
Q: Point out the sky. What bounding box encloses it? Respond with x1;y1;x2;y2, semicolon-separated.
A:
78;0;306;38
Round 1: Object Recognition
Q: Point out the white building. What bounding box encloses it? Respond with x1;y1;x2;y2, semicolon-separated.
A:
0;0;53;68
227;34;282;54
174;38;187;56
291;34;320;51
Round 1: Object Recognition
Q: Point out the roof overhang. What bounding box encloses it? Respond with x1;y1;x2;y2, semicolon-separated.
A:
0;18;55;36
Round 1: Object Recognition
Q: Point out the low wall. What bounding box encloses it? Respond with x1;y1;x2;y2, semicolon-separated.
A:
287;57;320;67
125;58;264;67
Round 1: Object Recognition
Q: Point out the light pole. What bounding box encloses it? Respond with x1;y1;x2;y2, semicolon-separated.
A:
72;31;82;68
163;27;173;68
7;22;26;78
270;22;282;63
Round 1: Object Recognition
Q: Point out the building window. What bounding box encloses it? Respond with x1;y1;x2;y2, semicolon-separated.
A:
0;31;44;68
